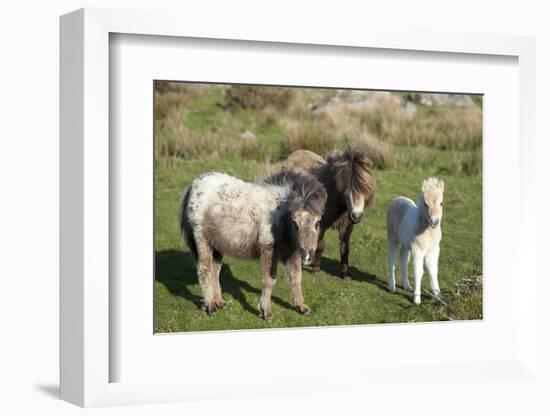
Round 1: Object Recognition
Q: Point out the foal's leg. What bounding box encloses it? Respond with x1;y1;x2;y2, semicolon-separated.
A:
412;247;425;305
212;250;226;309
387;241;398;293
286;254;310;315
195;237;216;315
311;229;326;275
258;245;277;321
339;222;354;279
425;246;441;298
400;247;411;291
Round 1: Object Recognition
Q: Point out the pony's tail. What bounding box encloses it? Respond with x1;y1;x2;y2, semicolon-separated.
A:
178;187;198;261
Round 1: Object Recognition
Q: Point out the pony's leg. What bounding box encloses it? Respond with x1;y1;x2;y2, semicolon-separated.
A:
285;254;310;315
387;242;397;293
338;221;354;279
425;246;441;298
258;246;277;321
400;247;411;291
412;248;425;305
195;237;217;315
211;250;226;309
311;229;326;275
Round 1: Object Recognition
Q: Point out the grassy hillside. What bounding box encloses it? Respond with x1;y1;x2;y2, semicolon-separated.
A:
154;83;483;333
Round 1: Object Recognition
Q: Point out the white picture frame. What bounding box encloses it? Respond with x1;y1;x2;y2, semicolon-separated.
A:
60;7;537;408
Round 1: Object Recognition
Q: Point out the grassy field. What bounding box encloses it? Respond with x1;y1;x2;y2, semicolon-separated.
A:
154;84;483;333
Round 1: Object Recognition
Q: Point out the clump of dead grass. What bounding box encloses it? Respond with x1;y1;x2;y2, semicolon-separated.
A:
352;131;394;170
253;158;285;182
396;106;482;150
156;111;222;159
279;119;338;158
224;85;295;111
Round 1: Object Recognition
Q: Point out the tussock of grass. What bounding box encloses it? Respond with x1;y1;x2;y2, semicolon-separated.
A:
439;273;483;321
279;119;338;158
352;131;394;169
224;85;295;111
397;106;482;151
253;158;284;182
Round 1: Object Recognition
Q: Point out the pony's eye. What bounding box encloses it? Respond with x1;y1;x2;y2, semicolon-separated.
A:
292;220;299;229
440;202;443;206
315;221;320;229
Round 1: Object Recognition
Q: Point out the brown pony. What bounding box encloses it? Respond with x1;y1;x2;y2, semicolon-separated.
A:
284;145;376;279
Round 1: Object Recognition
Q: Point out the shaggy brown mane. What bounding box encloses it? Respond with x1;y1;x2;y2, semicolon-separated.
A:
327;144;376;207
263;170;327;216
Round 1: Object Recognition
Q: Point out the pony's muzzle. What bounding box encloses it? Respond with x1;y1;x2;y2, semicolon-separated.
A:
300;249;314;265
350;212;363;224
430;218;440;228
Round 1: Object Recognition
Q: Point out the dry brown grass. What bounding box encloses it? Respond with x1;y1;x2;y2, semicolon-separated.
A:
397;106;482;150
224;85;295;111
154;84;206;119
352;131;394;169
156;112;222;159
253;158;285;182
155;83;482;175
279;119;338;158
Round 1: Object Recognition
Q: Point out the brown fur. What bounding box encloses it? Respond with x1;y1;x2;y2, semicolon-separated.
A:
284;144;376;279
328;146;376;208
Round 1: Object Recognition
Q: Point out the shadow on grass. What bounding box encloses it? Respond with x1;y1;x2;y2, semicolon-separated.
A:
313;256;415;303
155;249;294;317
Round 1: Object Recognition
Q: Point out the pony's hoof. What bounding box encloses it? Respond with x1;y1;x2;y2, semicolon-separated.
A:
215;300;228;310
297;305;311;315
433;290;441;299
340;272;352;280
312;266;321;275
388;286;396;294
202;303;218;316
258;304;273;321
413;295;421;305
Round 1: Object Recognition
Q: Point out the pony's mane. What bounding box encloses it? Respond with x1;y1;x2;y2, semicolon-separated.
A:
326;144;376;206
262;170;327;216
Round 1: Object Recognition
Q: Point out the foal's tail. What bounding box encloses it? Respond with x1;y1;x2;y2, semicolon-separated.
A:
178;187;198;261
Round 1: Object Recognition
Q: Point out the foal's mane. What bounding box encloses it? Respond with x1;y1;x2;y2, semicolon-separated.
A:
326;144;376;206
262;171;327;216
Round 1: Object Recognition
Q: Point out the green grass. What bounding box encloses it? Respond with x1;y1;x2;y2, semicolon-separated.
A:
154;157;482;333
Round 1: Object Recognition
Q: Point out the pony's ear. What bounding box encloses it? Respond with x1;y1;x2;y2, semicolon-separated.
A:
326;150;343;164
421;179;429;193
437;179;445;192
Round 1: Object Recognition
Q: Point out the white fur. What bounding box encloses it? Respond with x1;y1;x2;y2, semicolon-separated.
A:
386;178;444;304
187;172;279;254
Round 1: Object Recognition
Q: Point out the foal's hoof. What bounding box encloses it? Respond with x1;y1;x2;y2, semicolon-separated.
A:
215;300;228;310
297;304;311;315
311;266;321;275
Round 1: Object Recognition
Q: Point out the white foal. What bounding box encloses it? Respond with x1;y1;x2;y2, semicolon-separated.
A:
386;177;445;304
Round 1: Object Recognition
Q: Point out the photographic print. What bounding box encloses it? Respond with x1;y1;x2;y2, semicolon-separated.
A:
154;82;482;333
